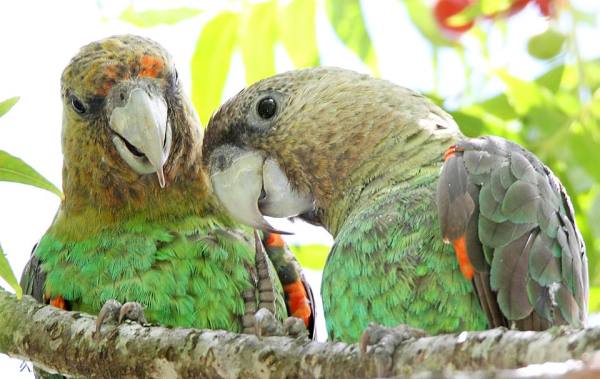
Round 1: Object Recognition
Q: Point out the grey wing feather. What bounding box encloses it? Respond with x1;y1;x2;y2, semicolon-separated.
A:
437;136;587;329
20;243;46;303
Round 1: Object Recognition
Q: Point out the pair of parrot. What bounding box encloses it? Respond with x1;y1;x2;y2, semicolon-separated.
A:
20;33;316;366
203;66;588;343
22;33;588;368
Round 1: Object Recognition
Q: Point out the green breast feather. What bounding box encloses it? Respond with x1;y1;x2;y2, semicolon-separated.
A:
322;172;487;342
35;215;286;332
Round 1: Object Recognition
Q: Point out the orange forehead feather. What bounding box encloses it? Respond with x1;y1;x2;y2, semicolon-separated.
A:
139;55;165;78
92;55;164;96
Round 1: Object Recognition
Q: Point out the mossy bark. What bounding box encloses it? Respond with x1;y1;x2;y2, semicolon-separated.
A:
1;289;599;378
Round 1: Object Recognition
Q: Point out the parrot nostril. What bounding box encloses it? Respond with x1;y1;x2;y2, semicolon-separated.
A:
120;92;126;102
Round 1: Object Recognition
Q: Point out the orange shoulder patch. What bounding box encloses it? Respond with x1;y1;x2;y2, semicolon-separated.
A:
444;145;465;161
283;281;312;327
49;295;68;310
266;233;285;248
452;235;474;280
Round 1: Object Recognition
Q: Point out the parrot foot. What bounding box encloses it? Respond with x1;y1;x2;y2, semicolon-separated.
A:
253;307;284;337
246;308;309;339
283;316;310;339
359;323;427;370
95;299;148;335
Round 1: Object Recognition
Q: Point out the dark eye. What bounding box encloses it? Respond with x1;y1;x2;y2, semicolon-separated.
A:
70;96;87;114
257;97;277;119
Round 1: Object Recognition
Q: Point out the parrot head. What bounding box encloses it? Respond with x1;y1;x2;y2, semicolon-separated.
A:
203;67;457;231
61;35;203;211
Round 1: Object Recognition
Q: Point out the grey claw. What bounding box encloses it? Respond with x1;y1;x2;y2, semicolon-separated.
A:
359;323;426;355
118;301;147;325
283;317;309;339
95;300;147;336
254;307;284;337
96;299;122;334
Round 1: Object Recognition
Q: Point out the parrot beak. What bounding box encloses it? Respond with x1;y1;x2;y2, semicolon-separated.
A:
258;159;314;218
209;146;289;234
109;87;172;188
208;145;313;234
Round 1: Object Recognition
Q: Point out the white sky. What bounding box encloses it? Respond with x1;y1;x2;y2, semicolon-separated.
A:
0;0;599;376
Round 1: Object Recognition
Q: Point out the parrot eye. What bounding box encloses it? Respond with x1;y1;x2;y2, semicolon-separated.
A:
257;97;277;119
70;96;87;114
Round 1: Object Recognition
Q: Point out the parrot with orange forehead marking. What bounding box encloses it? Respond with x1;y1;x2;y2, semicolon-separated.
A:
19;36;317;353
202;67;588;343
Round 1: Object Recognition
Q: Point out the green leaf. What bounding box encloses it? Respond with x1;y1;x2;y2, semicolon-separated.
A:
477;94;519;120
588;191;600;241
450;110;488;137
569;129;600;183
278;0;319;67
119;6;202;28
527;28;566;60
589;286;600;312
0;150;61;196
0;243;21;299
289;244;330;270
240;1;277;84
404;0;460;48
535;64;565;92
496;71;545;115
325;0;379;74
0;97;19;118
191;11;240;126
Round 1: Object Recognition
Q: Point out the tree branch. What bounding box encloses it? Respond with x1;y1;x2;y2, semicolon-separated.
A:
1;289;600;378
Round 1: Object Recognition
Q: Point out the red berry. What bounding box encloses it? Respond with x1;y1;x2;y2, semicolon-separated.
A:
433;0;475;34
535;0;554;17
507;0;531;15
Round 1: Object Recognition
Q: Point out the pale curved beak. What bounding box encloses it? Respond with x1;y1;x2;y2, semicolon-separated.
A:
209;145;287;233
259;159;314;217
109;87;172;187
208;145;313;234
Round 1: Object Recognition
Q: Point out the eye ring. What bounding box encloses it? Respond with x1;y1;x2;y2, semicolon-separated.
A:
256;97;277;120
70;96;87;114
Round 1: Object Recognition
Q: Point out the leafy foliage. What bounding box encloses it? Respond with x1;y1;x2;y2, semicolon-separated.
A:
0;97;61;296
191;11;240;126
122;0;377;125
0;151;61;197
0;97;19;118
325;0;379;74
0;243;20;298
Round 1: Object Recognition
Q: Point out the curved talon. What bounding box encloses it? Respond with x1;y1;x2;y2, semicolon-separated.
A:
359;323;427;355
283;317;309;339
95;299;122;334
254;307;284;337
118;301;147;324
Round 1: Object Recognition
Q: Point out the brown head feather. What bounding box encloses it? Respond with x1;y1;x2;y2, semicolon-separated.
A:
59;35;211;230
203;67;460;231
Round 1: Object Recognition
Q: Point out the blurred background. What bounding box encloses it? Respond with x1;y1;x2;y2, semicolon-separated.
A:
1;0;599;376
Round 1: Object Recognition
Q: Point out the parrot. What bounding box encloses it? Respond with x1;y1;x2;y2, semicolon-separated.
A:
201;67;588;343
18;34;316;362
